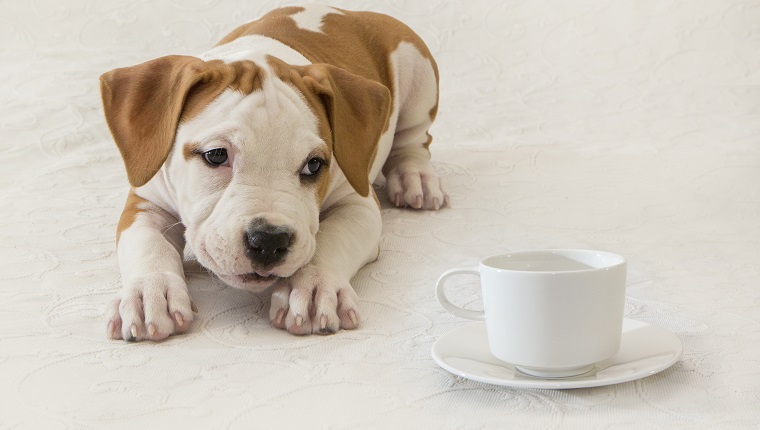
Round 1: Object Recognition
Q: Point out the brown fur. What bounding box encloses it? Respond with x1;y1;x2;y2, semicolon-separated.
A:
311;145;332;207
100;57;265;187
116;190;149;242
218;7;439;124
267;56;391;198
182;142;201;161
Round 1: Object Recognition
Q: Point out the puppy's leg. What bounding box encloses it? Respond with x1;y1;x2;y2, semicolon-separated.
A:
269;191;381;335
105;190;194;342
384;146;449;210
383;48;449;210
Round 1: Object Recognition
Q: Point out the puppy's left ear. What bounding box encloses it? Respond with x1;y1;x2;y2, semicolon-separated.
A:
302;64;391;197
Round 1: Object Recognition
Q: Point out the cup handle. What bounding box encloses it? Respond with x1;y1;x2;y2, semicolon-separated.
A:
435;267;484;320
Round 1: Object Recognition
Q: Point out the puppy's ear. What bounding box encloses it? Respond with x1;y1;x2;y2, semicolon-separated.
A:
302;64;392;197
100;56;262;187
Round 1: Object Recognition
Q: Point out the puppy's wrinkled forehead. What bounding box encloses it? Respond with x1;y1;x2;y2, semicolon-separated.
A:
183;69;321;139
180;60;267;124
180;58;332;157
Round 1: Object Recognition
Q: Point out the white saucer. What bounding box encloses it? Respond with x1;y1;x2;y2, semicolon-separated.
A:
432;318;682;389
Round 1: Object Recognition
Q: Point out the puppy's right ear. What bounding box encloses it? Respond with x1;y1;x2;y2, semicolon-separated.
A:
100;56;205;187
100;56;262;187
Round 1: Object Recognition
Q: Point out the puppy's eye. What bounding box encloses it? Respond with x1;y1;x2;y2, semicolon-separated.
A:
300;157;324;176
203;148;228;166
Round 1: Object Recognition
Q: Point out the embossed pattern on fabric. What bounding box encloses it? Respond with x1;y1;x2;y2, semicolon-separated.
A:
1;1;758;428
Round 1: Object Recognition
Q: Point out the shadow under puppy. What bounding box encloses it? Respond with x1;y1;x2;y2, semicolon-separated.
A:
100;5;448;341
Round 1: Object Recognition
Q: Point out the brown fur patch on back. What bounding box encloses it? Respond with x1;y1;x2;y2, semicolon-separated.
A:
218;7;439;132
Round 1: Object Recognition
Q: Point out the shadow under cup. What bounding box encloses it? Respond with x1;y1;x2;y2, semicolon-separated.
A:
440;250;627;378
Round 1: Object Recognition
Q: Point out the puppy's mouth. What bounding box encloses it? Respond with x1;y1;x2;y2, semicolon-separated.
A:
214;270;281;292
238;272;278;283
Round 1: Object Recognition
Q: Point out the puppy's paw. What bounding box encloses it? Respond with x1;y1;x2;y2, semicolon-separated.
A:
269;265;360;335
105;273;194;342
385;161;449;210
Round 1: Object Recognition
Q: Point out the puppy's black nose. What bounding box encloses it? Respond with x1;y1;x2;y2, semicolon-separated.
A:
244;220;293;267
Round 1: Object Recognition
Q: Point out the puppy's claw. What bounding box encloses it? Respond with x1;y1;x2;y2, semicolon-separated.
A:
174;312;184;327
348;309;358;327
433;198;441;211
320;314;328;330
107;321;118;339
295;315;304;327
125;324;138;342
191;301;199;313
274;309;286;326
147;323;157;337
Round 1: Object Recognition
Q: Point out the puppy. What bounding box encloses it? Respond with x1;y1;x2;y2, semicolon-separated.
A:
100;5;448;341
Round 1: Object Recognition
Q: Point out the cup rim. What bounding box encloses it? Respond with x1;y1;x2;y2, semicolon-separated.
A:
480;249;626;273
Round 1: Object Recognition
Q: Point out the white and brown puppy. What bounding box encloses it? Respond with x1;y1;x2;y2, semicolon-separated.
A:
100;5;447;341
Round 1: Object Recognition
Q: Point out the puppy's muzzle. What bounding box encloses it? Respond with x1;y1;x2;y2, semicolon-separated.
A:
244;218;294;267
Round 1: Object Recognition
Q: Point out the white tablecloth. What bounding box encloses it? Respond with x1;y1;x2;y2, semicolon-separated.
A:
1;1;758;428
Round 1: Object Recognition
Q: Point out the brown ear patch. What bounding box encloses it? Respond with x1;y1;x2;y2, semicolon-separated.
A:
100;56;265;187
306;64;391;197
268;57;391;197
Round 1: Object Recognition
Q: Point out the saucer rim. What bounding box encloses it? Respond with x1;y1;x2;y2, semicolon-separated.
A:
431;318;683;390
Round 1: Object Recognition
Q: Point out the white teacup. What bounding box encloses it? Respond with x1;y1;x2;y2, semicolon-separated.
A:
436;249;627;378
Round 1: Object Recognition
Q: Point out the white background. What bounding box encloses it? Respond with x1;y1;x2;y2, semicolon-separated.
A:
1;0;758;428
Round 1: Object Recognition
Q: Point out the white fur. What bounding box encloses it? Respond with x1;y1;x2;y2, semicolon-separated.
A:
289;4;343;33
170;79;325;291
200;35;309;65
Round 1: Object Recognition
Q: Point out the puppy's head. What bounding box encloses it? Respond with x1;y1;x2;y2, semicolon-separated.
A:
100;55;391;291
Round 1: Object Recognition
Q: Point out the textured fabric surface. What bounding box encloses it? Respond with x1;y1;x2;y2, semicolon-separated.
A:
1;0;759;428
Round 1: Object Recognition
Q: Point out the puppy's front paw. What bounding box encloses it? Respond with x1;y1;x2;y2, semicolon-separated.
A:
105;273;194;342
385;161;449;210
269;265;360;335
